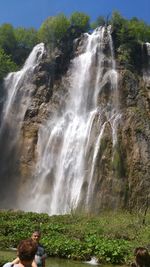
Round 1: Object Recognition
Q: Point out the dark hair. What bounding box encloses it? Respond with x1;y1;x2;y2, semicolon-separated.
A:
134;247;150;267
17;239;38;261
32;230;41;236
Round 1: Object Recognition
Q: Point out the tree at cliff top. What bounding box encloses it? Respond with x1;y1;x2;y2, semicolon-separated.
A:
0;23;38;67
70;11;90;32
110;11;150;71
38;12;90;49
91;16;106;29
0;23;17;56
38;14;70;48
0;48;17;81
14;27;38;65
111;11;150;45
0;11;150;77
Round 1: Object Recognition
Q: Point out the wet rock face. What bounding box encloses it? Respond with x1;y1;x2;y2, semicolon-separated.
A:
0;34;150;213
14;48;150;212
117;70;150;210
18;46;72;185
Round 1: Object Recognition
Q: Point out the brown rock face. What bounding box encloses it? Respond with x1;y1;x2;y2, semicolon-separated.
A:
117;70;150;210
0;35;150;213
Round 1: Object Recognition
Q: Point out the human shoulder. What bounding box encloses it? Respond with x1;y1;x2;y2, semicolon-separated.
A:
38;243;45;251
37;243;46;256
3;263;13;267
3;263;19;267
38;243;45;249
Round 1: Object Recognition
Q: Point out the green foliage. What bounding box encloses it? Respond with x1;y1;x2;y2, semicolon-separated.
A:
14;27;38;49
1;210;150;264
0;24;38;69
117;44;132;68
38;14;70;47
14;27;38;65
112;149;121;172
0;24;16;55
111;11;126;30
85;235;131;264
110;11;150;71
112;144;125;179
0;48;17;81
128;17;150;43
91;16;106;29
0;11;150;76
70;12;90;32
111;11;135;51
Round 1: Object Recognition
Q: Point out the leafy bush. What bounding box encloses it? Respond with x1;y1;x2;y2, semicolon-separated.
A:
1;210;150;264
95;238;131;264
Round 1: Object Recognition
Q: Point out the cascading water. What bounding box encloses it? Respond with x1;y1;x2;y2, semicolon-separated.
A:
26;26;121;215
143;42;150;82
0;43;45;135
0;43;45;208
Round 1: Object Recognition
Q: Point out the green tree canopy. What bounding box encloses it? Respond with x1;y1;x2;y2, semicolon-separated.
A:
110;11;126;30
111;11;150;45
14;27;38;65
70;12;90;32
128;18;150;42
110;11;149;71
0;11;150;77
0;48;17;81
14;27;38;49
0;23;16;55
91;16;106;29
38;14;70;47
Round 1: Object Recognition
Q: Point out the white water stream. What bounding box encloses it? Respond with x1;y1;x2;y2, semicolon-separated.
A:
0;43;45;208
143;42;150;82
0;43;45;139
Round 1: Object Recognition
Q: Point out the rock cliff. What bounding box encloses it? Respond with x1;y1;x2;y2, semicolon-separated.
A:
0;28;150;213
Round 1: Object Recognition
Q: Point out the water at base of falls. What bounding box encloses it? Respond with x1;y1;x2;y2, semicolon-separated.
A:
85;257;99;265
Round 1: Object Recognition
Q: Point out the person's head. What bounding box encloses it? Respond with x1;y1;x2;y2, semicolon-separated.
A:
134;247;150;267
31;230;41;243
17;239;37;263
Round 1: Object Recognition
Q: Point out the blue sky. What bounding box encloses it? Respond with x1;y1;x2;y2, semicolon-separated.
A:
0;0;150;29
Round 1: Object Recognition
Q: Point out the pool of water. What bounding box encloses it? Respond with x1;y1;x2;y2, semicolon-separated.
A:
0;250;101;267
0;250;122;267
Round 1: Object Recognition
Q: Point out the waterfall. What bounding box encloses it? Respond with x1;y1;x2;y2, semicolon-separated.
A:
143;42;150;82
25;26;121;215
0;43;45;139
0;43;45;133
0;43;45;208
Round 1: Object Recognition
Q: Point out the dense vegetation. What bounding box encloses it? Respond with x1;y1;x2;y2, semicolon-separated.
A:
0;11;150;82
0;210;150;265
